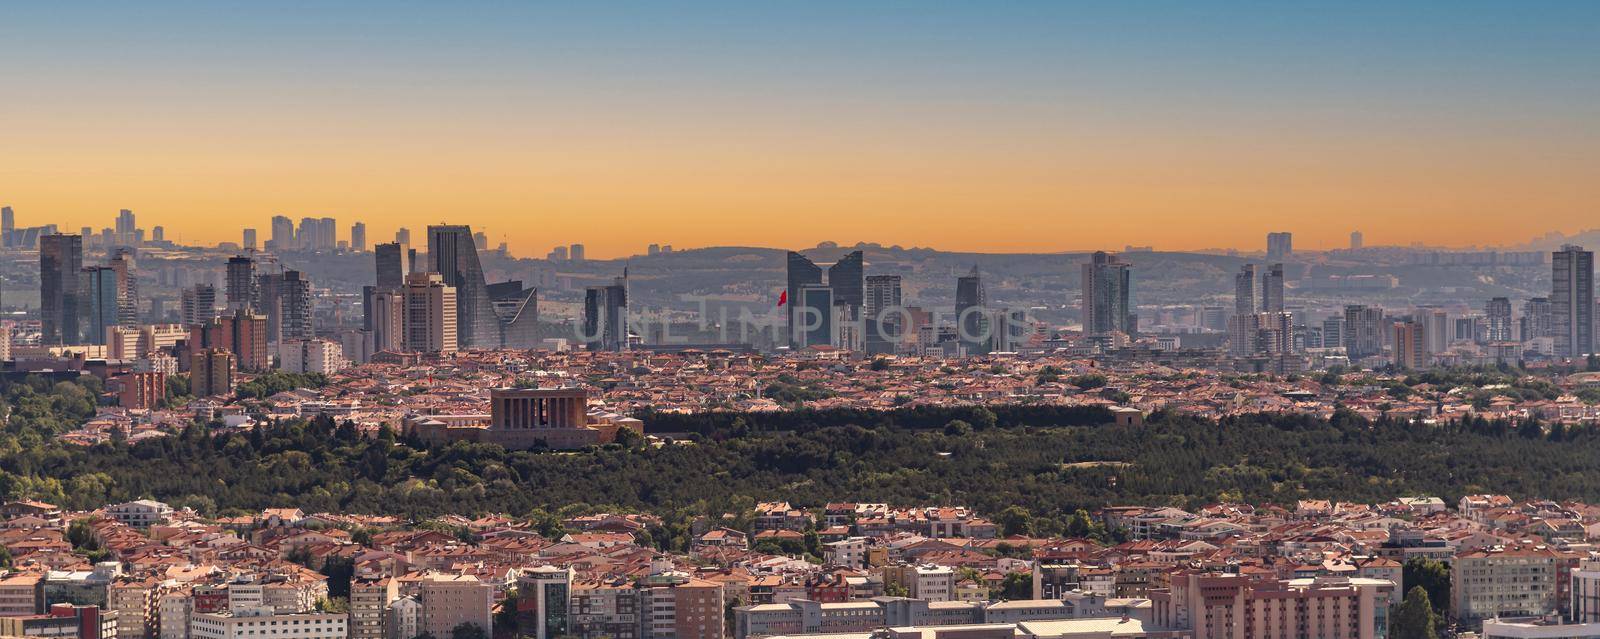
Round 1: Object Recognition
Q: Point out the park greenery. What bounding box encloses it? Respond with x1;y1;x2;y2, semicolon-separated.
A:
3;375;1600;550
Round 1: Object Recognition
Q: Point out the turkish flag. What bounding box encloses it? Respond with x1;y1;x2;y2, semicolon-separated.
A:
777;291;787;307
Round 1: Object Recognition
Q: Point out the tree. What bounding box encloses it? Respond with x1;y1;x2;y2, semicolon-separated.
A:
449;623;487;639
1402;558;1450;619
995;506;1033;537
1391;586;1438;639
996;572;1032;600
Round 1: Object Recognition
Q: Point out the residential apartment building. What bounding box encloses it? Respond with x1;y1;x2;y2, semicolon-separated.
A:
1453;546;1564;626
190;607;346;639
1151;573;1393;639
418;574;492;639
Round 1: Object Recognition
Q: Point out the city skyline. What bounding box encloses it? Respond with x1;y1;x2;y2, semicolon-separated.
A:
4;3;1600;257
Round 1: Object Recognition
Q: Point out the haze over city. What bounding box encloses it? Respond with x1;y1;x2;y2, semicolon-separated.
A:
9;6;1600;639
4;2;1600;257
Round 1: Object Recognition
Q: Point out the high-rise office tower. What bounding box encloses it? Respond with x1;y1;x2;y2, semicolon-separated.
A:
428;224;503;349
1266;232;1293;260
181;283;218;326
794;284;836;349
255;273;282;343
370;289;405;353
569;243;586;262
279;271;314;341
150;226;163;243
81;266;119;345
864;275;903;355
1342;305;1385;360
828;250;864;315
473;231;488;249
956;265;988;354
226;256;257;311
1413;307;1450;354
242;228;257;250
110;249;138;327
1080;251;1134;336
269;215;294;251
0;206;12;246
40;234;84;345
115;209;136;246
395;227;411;247
1261;264;1285;312
1321;315;1346;350
375;242;411;291
403;272;458;354
1485;297;1513;342
1522;297;1552;341
351;222;367;252
1350;231;1363;250
786;252;824;348
548;245;569;261
1392;320;1426;369
1553;245;1595;359
1234;264;1256;316
582;272;629;352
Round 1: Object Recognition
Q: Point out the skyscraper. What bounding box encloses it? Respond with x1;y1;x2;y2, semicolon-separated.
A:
351;222;367;252
863;275;902;355
582;272;629;352
375;242;411;291
1553;245;1594;359
40;234;84;345
0;206;12;246
1413;307;1450;355
181;284;218;326
1266;232;1293;260
1522;297;1553;341
1392;320;1425;369
1350;231;1364;250
1260;264;1285;313
1320;315;1346;350
370;289;405;354
786;252;823;348
255;273;283;343
81;266;119;345
403;272;458;354
1343;305;1385;360
269;215;294;251
226;256;257;311
1485;297;1513;343
827;250;864;315
569;243;586;261
794;284;836;349
956;265;988;355
428;224;504;349
395;227;411;247
1234;264;1256;316
1080;251;1134;336
110;249;139;327
279;271;314;341
115;209;136;246
242;228;257;250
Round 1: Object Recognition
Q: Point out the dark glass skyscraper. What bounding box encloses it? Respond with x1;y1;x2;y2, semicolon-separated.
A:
827;250;864;313
1553;245;1594;358
786;252;823;348
583;272;628;352
864;275;902;355
226;255;256;311
429;224;504;349
1261;263;1285;313
81;266;119;345
956;265;988;354
1234;264;1256;316
375;242;410;291
40;233;84;345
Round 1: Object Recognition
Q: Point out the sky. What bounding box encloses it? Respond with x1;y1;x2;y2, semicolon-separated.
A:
2;2;1598;258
